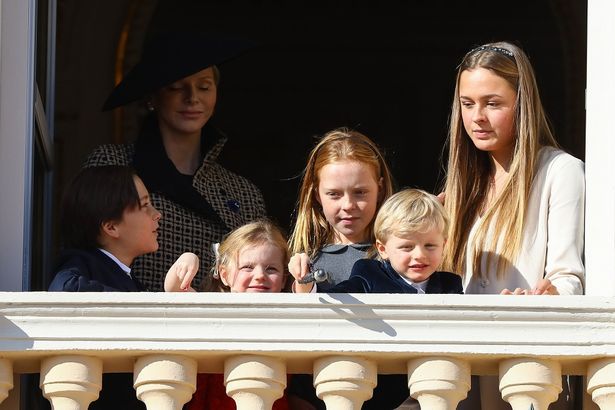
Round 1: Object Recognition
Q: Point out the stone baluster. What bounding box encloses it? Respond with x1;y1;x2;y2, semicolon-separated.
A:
407;356;471;410
0;359;13;404
587;358;615;409
499;358;562;410
133;354;196;410
224;355;286;410
40;355;102;410
313;356;377;410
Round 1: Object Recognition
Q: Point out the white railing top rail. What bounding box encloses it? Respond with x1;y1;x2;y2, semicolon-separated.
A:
1;292;614;374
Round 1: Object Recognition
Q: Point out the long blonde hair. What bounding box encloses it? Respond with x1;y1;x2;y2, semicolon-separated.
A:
289;128;394;257
442;41;559;279
212;219;290;292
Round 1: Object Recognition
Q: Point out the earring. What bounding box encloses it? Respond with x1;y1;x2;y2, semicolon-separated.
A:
146;101;155;112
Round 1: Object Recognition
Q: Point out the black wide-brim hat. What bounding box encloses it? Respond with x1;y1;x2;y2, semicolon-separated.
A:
102;32;254;111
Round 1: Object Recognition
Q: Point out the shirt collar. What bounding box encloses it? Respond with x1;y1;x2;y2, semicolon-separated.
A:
320;243;372;253
383;259;428;293
98;248;132;277
399;275;428;294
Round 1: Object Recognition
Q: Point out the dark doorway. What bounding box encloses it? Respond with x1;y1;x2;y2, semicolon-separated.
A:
55;0;587;232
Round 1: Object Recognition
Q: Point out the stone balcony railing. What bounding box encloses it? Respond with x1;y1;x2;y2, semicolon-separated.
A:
0;292;614;410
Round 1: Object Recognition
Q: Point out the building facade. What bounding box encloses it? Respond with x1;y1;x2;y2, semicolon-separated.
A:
1;1;615;409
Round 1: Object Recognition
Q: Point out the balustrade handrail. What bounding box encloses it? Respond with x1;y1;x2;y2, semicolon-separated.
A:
1;292;614;375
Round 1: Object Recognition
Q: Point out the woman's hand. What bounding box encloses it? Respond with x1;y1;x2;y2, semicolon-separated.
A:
531;278;559;295
500;279;559;295
164;252;199;292
500;287;530;295
288;253;314;293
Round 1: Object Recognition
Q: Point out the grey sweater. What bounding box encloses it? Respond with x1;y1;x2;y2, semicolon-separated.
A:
312;243;371;291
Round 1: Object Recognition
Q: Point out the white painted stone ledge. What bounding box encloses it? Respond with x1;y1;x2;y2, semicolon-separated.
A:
1;292;614;375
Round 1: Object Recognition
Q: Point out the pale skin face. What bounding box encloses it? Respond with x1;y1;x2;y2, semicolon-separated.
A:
459;67;517;166
101;176;162;266
220;243;286;293
151;67;217;141
376;227;446;283
316;160;381;244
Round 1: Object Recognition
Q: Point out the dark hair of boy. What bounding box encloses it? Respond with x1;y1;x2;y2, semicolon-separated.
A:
61;165;140;250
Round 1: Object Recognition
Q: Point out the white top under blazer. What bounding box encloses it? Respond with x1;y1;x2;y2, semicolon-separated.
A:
463;147;585;295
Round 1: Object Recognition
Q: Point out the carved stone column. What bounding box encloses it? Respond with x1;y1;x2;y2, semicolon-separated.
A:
0;359;13;404
313;356;377;410
40;355;102;410
407;356;470;410
587;358;615;409
224;355;286;410
133;354;196;410
499;358;562;410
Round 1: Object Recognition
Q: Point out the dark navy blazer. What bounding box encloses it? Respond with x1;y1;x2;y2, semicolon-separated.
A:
320;258;463;295
48;248;146;292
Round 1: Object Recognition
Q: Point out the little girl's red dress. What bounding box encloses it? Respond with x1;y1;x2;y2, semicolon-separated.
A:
186;373;290;410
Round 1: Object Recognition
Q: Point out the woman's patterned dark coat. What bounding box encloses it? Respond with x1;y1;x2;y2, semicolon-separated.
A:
84;135;266;291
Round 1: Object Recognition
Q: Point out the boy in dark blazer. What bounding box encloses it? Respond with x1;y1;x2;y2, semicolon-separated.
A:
291;189;462;409
49;165;199;292
49;165;163;292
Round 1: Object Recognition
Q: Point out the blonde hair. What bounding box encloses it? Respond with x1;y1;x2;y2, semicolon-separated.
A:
212;220;290;292
442;41;559;279
288;128;394;257
374;189;448;245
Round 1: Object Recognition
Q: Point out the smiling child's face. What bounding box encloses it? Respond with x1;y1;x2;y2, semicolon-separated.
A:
221;242;286;293
376;226;446;283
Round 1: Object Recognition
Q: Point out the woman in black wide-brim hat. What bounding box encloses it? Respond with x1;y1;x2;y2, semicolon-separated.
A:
85;32;266;292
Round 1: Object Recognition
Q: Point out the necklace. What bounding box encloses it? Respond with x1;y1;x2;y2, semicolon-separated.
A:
490;171;508;186
485;171;509;210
